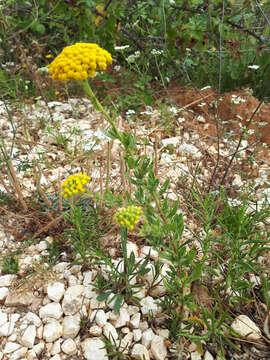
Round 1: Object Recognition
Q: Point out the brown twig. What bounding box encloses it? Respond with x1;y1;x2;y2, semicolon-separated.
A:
8;158;28;212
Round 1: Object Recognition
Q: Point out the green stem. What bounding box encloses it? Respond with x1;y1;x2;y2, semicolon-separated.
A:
79;79;122;142
120;226;128;269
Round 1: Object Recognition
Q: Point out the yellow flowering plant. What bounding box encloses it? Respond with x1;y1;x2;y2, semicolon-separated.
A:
48;43;122;142
61;172;91;199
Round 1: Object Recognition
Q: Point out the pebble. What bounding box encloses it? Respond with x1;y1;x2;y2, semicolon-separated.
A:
231;314;261;340
43;320;63;342
81;338;107;360
150;336;167;360
131;343;150;360
47;281;65;302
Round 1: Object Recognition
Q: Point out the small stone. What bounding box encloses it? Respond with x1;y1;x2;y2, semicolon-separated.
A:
140;296;158;315
204;350;214;360
157;329;169;339
126;242;139;258
142;328;155;349
83;271;93;286
36;240;47;251
112;308;130;328
9;347;27;360
33;342;45;356
133;329;142;342
36;325;43;339
51;340;61;355
43;320;63;342
47;281;65;302
150;336;167;360
140;246;159;260
231;315;261;340
130;313;141;328
191;352;202;360
89;325;102;336
39;302;63;320
0;287;9;301
5;292;34;306
62;285;84;315
3;342;21;354
53;262;69;273
103;322;118;342
84;285;96;299
51;355;61;360
81;338;107;360
0;274;17;287
0;313;20;336
131;343;150;360
95;310;108;327
0;311;8;326
120;332;133;353
23;312;42;327
62;313;81;339
21;325;36;348
62;338;77;355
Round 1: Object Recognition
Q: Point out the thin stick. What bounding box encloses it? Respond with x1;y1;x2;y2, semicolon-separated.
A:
0;172;12;194
58;169;63;212
106;141;112;190
154;136;159;177
120;155;127;197
99;166;104;208
32;214;64;239
8;158;28;212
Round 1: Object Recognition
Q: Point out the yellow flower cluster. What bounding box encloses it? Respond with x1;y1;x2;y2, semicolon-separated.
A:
114;206;143;231
48;43;112;81
61;172;91;198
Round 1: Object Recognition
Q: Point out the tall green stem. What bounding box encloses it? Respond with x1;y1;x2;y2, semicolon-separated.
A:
79;79;122;142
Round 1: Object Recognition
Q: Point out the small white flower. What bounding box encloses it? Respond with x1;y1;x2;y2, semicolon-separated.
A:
38;67;49;74
247;129;255;135
126;109;136;116
231;94;246;104
198;102;206;107
165;76;170;83
177;117;185;124
151;49;163;56
140;106;153;116
114;65;121;72
248;65;259;70
169;106;179;115
127;51;140;63
115;45;130;51
258;122;268;127
169;0;175;4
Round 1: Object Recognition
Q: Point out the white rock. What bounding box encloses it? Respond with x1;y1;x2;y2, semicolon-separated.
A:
43;320;63;342
83;285;96;299
36;325;43;339
204;350;214;360
140;296;158;315
126;242;139;258
139;321;148;332
89;325;102;336
133;329;142;342
47;282;65;302
0;313;20;336
127;306;140;316
95;310;108;327
112;308;130;328
150;336;167;360
231;315;261;340
21;325;36;348
62;338;77;355
23;312;42;327
62;313;81;338
8;333;17;342
62;286;84;315
83;271;93;285
0;274;17;287
120;332;133;353
51;340;61;355
161;137;179;147
81;338;107;360
9;347;27;360
142;328;155;348
135;286;147;300
33;342;45;355
157;329;169;339
36;241;47;251
53;262;69;273
130;313;141;328
0;311;7;326
67;274;79;286
103;322;118;342
191;352;202;360
39;302;63;320
232;174;242;187
70;265;82;274
0;287;9;301
51;355;62;360
131;343;150;360
3;342;21;354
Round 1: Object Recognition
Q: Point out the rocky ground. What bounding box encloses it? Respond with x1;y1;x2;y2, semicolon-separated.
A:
0;86;269;359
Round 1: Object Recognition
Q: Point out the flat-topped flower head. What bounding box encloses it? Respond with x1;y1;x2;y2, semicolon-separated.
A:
114;206;143;231
61;172;91;198
48;43;112;81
